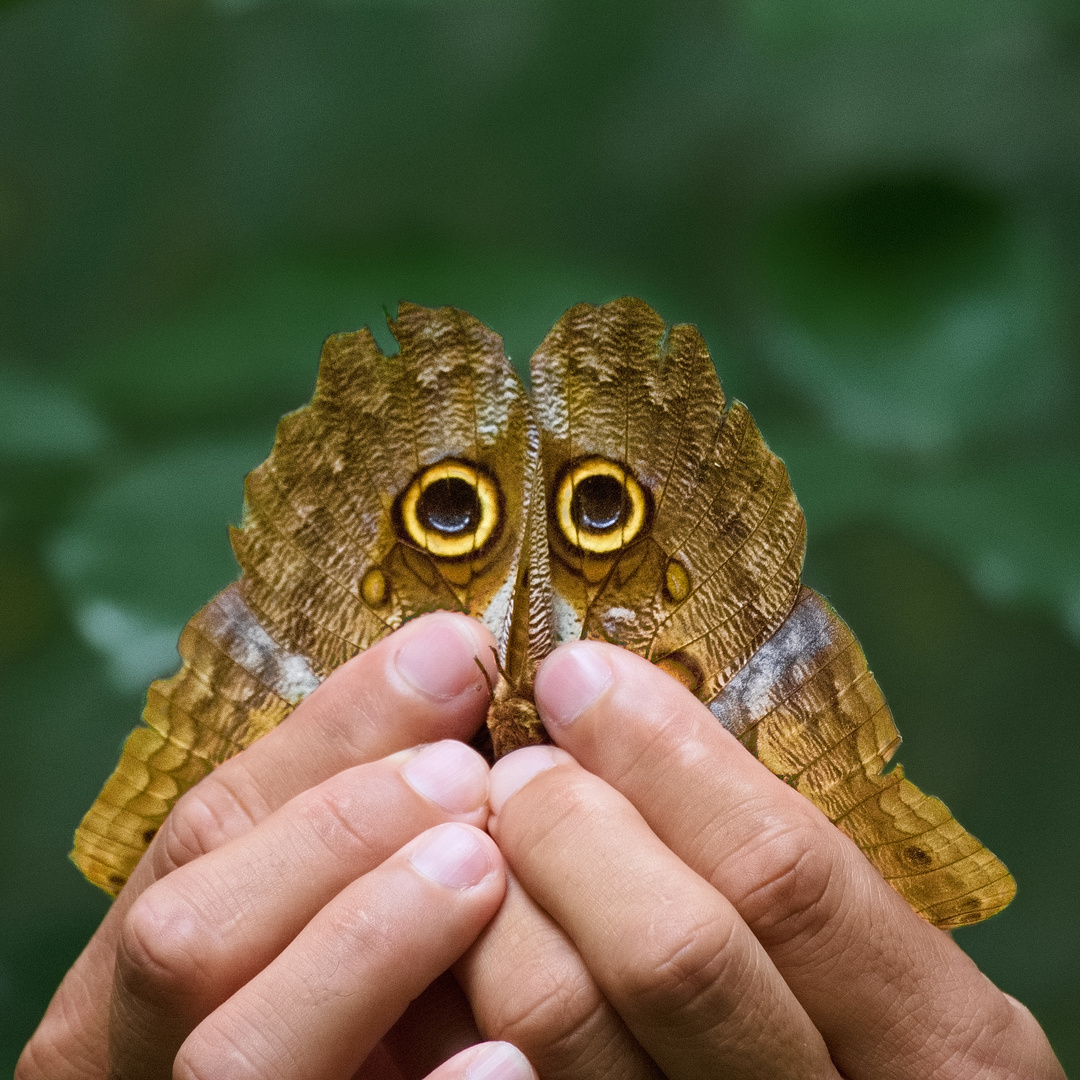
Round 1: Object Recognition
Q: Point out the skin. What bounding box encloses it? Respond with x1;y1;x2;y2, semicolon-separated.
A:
17;613;1064;1080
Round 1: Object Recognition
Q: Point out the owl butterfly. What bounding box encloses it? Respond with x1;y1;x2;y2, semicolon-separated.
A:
73;299;1016;929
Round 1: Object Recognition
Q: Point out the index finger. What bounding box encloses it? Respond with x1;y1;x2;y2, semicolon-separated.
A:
532;641;1064;1080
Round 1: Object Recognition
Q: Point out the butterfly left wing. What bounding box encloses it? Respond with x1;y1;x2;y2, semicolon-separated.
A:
73;303;537;895
529;297;1014;927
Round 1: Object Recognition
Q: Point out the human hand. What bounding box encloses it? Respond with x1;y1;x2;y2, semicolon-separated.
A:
460;639;1064;1080
17;613;532;1080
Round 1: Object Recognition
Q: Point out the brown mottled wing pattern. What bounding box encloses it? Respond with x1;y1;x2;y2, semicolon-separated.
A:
710;587;1016;927
531;297;805;703
73;304;535;895
532;297;1013;927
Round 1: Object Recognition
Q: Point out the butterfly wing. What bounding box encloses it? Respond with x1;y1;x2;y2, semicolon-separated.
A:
710;587;1016;927
73;303;537;895
530;297;1015;927
531;297;804;693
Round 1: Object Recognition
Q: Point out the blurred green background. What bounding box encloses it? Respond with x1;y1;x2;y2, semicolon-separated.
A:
2;0;1078;1070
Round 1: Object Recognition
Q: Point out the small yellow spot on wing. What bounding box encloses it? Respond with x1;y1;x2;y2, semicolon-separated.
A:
361;567;389;607
664;559;691;603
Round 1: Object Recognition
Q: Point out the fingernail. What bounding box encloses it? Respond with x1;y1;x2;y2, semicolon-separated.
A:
402;740;488;814
394;616;488;701
488;745;572;815
408;823;493;888
534;642;612;728
465;1042;536;1080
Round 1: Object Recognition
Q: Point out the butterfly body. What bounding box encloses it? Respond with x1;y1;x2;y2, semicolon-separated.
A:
73;299;1015;928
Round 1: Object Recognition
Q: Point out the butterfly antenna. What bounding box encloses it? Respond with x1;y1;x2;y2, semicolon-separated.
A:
474;655;495;701
491;645;512;682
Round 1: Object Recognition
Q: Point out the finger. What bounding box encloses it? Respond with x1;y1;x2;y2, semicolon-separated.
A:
174;823;505;1080
19;613;497;1080
533;641;1065;1080
488;747;840;1080
456;874;661;1080
147;611;498;880
109;740;490;1080
423;1042;537;1080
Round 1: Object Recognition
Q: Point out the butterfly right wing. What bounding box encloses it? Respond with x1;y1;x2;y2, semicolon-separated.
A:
710;586;1016;928
529;297;1014;928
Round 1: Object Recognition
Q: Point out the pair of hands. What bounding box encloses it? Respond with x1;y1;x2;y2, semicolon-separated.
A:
19;613;1063;1080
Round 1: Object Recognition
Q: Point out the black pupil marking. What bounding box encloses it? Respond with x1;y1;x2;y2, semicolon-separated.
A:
418;477;481;535
572;474;626;532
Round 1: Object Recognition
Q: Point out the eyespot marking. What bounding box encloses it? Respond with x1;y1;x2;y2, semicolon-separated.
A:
419;476;480;535
553;456;649;554
572;473;624;531
396;459;501;559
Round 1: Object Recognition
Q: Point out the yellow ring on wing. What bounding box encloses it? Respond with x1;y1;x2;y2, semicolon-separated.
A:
554;456;647;554
399;461;500;558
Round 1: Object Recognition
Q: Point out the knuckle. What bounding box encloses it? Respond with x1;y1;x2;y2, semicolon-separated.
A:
174;1006;297;1080
117;885;213;1002
733;816;840;949
295;776;385;869
151;804;212;878
317;893;384;957
935;993;1063;1080
153;773;263;878
611;909;737;1019
481;962;606;1060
